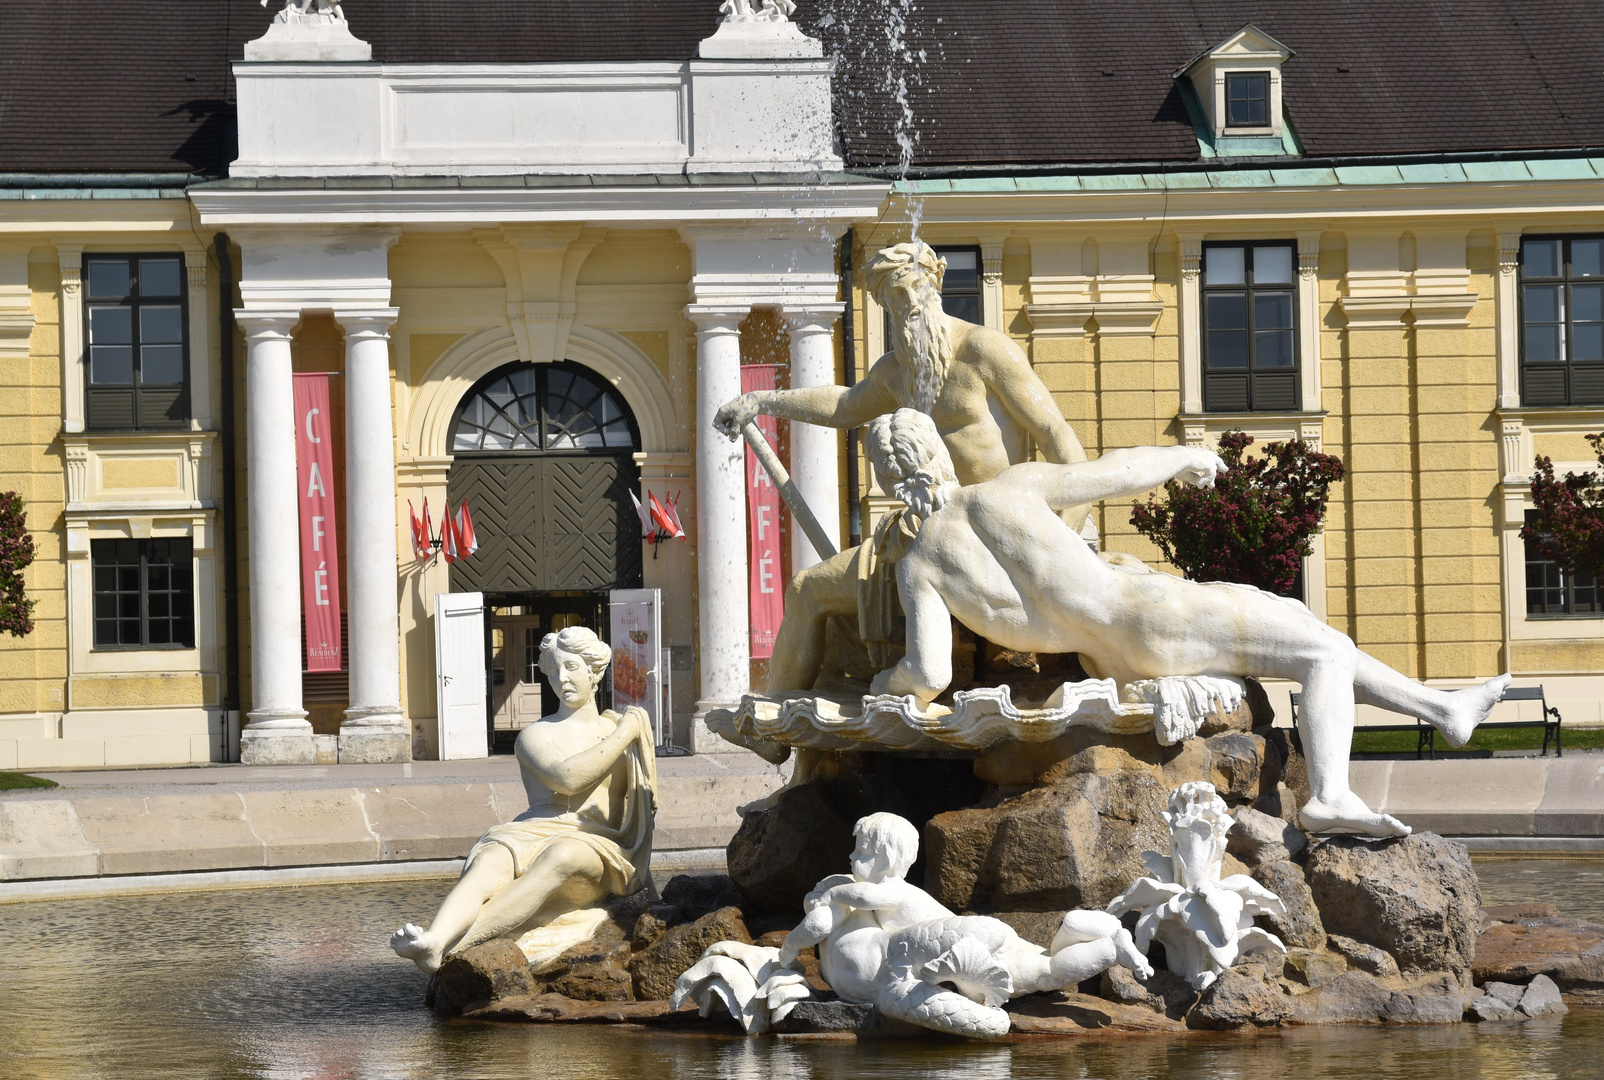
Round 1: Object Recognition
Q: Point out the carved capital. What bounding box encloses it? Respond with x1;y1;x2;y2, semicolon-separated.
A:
1498;230;1522;278
1180;238;1203;283
1298;235;1321;280
981;241;1005;287
60;263;81;298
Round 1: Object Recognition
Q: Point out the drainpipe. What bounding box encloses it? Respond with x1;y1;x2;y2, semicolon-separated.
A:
215;233;242;762
840;229;862;548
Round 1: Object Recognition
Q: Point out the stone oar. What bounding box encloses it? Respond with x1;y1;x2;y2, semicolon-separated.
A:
740;421;838;561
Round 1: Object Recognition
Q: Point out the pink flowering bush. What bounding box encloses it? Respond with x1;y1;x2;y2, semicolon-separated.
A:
1521;433;1604;575
1130;431;1345;597
0;491;36;637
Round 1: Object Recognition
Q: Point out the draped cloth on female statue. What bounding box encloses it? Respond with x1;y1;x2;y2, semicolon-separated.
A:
466;708;659;896
856;507;923;668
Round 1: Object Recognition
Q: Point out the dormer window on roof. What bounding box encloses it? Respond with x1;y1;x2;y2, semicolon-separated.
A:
1176;24;1297;156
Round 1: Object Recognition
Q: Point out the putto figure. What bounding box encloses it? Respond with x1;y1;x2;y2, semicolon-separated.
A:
862;408;1511;837
261;0;345;20
390;627;656;973
675;813;1149;1039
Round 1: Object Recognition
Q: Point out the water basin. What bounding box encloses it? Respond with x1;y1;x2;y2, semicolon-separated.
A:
1;861;1600;1079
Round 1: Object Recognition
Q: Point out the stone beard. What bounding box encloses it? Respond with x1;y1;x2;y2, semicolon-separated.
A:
893;276;953;414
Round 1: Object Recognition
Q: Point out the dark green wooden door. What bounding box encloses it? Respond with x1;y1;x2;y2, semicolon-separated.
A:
447;454;643;594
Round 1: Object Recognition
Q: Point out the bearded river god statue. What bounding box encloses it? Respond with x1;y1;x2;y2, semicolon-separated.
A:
390;627;656;973
714;241;1088;697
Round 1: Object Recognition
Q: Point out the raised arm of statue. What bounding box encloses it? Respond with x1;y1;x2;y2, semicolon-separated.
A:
713;371;898;441
518;702;646;796
1019;444;1226;510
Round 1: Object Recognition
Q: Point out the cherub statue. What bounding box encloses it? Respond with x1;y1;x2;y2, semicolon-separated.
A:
390;626;656;973
675;813;1150;1039
262;0;345;22
861;407;1512;837
719;0;797;22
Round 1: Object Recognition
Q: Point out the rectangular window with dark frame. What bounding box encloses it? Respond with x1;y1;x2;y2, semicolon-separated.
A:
1226;72;1271;127
84;254;190;430
1524;511;1602;618
92;538;196;648
1520;236;1604;406
1202;242;1298;412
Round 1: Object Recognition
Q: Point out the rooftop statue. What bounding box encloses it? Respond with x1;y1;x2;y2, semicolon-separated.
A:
719;0;797;22
260;0;345;21
714;241;1088;695
861;408;1512;838
390;627;656;973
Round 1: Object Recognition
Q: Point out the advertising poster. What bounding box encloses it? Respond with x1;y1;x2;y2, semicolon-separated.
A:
741;364;785;658
294;373;342;673
608;589;661;745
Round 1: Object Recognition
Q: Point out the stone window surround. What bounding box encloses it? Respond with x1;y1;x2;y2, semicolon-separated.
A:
61;432;220;686
57;242;214;436
1497;406;1604;647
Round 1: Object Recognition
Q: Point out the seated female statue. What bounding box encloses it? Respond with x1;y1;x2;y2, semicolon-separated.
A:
390;626;656;973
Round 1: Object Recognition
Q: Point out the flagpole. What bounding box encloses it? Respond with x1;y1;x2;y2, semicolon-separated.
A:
740;421;838;561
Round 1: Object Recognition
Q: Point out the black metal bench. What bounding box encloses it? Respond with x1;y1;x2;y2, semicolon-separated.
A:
1289;685;1564;759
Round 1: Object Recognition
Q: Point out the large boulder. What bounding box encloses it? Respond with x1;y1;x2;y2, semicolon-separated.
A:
1188;966;1292;1029
1251;860;1325;950
629;905;751;1001
1287;971;1464;1025
1228;806;1307;867
727;782;865;913
1305;833;1480;978
1473;912;1604;1002
925;766;1171;912
1205;733;1268;805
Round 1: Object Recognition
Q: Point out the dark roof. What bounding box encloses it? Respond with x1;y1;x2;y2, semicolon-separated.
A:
2;1;1601;176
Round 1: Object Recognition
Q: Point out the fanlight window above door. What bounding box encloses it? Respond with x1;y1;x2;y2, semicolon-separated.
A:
452;362;638;453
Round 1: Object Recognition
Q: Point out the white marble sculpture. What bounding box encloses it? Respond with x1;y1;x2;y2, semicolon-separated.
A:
261;0;345;21
1108;782;1288;990
391;627;656;973
862;407;1512;837
673;813;1151;1039
719;0;797;21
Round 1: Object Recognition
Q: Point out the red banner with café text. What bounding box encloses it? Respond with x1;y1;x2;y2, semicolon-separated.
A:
743;365;786;659
294;373;343;673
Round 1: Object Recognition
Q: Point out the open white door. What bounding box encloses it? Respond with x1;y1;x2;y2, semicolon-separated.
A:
609;588;664;747
435;591;488;760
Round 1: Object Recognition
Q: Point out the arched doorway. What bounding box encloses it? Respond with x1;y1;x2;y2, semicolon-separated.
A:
446;360;644;750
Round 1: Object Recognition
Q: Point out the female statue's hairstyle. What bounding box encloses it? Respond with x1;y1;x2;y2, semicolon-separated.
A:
855;812;920;880
539;625;612;678
864;408;959;520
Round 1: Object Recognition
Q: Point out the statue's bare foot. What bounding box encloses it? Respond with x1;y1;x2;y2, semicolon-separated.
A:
1436;673;1513;748
390;922;445;974
1112;928;1153;980
1299;794;1411;838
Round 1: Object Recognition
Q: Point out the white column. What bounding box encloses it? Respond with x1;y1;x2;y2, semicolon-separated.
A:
783;304;844;571
238;311;314;765
337;308;409;763
57;245;85;434
689;307;751;720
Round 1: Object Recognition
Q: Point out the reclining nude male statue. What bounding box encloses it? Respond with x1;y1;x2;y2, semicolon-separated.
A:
863;408;1511;838
674;812;1151;1038
714;241;1088;695
390;627;656;973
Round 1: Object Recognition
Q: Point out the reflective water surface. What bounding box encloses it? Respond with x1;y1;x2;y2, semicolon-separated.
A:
1;862;1600;1080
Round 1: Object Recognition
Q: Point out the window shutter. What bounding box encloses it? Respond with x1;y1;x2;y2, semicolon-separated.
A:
88;387;137;429
1523;367;1568;406
1571;366;1604;404
1205;372;1250;412
1252;372;1298;412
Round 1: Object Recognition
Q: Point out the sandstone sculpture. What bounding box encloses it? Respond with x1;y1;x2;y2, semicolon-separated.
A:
674;812;1150;1039
1108;782;1288;991
861;407;1511;836
391;626;656;973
